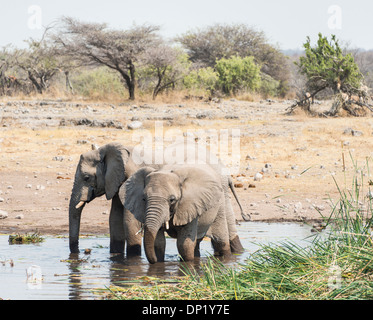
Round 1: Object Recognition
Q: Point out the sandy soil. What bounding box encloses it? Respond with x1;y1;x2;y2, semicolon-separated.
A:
1;97;373;236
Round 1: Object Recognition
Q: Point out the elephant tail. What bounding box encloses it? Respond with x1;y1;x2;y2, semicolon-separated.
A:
228;177;251;221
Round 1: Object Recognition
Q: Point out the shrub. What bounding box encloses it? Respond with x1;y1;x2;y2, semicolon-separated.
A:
71;67;127;100
183;67;218;95
215;56;261;95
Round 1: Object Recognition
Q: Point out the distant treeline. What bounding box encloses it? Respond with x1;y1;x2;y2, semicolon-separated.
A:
0;17;372;101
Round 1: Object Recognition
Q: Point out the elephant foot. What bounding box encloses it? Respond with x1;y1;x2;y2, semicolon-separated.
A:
211;239;231;257
126;244;142;257
110;240;125;254
230;235;245;254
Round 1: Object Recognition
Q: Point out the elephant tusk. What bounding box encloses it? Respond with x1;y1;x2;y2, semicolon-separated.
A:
165;221;169;230
75;201;86;209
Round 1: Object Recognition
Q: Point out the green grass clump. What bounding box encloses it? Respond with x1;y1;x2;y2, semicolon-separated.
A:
106;156;373;300
8;232;45;244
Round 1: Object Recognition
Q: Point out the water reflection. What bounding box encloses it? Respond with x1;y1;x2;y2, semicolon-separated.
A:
0;222;316;300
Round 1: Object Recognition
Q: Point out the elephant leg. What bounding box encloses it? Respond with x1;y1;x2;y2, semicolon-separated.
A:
223;179;245;253
177;219;198;262
154;229;166;262
194;238;203;257
124;209;142;256
209;203;231;257
109;194;125;253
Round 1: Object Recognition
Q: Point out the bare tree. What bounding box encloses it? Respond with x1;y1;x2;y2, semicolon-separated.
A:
54;17;160;100
140;45;190;99
14;27;61;94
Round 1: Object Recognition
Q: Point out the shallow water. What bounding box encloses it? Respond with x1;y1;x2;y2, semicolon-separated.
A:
0;222;316;300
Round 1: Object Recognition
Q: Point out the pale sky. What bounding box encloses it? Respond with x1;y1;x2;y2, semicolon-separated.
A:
2;0;372;50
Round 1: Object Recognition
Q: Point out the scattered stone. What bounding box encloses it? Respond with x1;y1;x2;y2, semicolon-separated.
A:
248;184;256;188
196;113;206;119
234;183;243;188
245;154;256;160
84;248;92;255
352;130;363;137
26;184;32;189
313;204;325;212
343;128;363;136
127;121;143;130
254;172;263;181
0;210;8;219
15;214;24;219
0;197;4;202
294;202;302;213
52;156;64;162
36;185;45;191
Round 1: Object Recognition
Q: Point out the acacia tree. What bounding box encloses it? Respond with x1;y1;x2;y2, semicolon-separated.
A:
290;33;371;116
54;17;160;100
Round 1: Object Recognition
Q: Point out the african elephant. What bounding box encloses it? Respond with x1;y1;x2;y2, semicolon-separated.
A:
125;165;232;263
68;143;142;254
133;139;250;253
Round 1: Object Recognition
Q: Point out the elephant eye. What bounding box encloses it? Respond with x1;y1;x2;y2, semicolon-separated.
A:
169;195;176;204
83;175;90;182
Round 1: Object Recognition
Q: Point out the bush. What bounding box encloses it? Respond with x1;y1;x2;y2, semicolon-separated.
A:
215;56;261;95
259;73;280;98
71;67;127;100
183;67;218;95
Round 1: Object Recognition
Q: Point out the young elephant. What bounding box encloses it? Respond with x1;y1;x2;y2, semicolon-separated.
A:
125;165;232;264
69;143;142;255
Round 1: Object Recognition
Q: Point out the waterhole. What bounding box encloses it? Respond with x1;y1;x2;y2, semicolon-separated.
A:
0;222;317;300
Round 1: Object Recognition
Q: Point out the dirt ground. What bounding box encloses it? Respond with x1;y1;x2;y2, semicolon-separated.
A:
1;97;373;236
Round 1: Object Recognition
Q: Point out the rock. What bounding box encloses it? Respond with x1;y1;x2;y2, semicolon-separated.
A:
343;128;363;136
294;202;302;213
127;121;143;130
352;130;363;137
245;154;256;160
0;210;8;219
254;173;263;181
196;113;207;119
36;185;45;191
52;156;64;162
234;183;243;188
26;184;32;189
0;197;4;202
15;214;24;219
248;184;256;188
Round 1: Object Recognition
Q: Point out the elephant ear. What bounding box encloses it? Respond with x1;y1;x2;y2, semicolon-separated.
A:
99;143;131;200
172;166;223;226
124;167;156;223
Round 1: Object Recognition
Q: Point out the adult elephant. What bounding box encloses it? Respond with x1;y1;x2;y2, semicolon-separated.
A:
68;143;142;254
125;165;231;263
69;140;248;255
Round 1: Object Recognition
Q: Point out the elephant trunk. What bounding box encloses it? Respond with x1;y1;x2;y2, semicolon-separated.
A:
69;184;91;253
143;197;168;264
69;198;83;253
